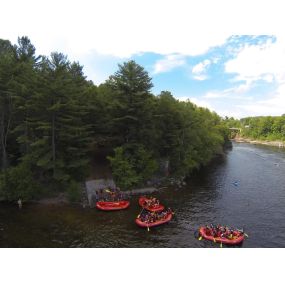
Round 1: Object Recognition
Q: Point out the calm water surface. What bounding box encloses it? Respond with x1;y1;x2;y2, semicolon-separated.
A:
1;142;285;247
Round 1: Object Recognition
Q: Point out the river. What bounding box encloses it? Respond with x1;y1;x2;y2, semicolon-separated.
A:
1;142;285;247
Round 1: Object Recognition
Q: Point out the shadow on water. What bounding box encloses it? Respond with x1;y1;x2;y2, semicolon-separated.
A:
1;142;285;247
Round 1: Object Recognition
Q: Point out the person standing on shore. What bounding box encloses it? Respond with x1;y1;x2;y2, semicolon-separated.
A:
17;198;22;209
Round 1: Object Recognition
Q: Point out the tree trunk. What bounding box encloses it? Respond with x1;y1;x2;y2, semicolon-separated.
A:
1;111;8;170
24;109;29;154
52;113;56;177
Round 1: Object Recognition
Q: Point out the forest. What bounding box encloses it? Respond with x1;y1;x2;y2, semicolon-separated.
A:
0;36;229;202
224;116;285;141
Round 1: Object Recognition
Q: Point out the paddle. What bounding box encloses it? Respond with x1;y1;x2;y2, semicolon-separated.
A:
194;229;201;240
137;207;145;218
241;227;248;237
147;221;150;232
237;228;249;238
137;208;150;231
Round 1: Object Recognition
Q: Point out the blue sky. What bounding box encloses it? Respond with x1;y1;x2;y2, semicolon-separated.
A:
78;35;285;118
1;0;285;118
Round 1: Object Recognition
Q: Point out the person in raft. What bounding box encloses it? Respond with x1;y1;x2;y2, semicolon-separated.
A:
206;224;242;239
139;209;150;222
110;188;116;201
115;187;122;200
145;197;152;207
99;189;104;201
144;197;160;207
139;208;172;223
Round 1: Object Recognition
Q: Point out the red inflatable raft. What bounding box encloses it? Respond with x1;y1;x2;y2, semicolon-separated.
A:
199;227;245;245
135;212;172;228
96;201;130;211
138;197;165;212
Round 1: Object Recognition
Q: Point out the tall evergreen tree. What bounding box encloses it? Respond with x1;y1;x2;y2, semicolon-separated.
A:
1;36;230;199
25;53;91;184
106;60;154;145
0;39;16;170
12;37;41;157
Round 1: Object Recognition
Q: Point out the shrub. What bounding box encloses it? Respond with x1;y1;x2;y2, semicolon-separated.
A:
66;180;81;203
0;161;42;201
107;147;139;190
107;144;158;190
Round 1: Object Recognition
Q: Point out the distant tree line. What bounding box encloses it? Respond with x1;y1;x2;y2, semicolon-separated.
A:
0;36;229;201
224;116;285;141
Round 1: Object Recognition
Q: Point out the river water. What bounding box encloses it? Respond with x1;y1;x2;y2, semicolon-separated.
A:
1;142;285;248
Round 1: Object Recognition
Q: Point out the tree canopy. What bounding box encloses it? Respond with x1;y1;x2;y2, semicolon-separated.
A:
223;116;285;141
0;36;230;198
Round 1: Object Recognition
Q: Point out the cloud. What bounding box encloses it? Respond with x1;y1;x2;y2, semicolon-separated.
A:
232;81;252;93
153;54;186;74
202;82;285;118
0;0;232;59
212;57;220;64
203;82;254;99
192;59;211;80
178;96;214;111
237;83;285;116
192;74;208;81
2;1;285;59
225;37;285;84
204;92;228;99
222;36;285;117
192;59;211;74
78;51;125;84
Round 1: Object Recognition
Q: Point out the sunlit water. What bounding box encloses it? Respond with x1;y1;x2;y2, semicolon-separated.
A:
1;142;285;248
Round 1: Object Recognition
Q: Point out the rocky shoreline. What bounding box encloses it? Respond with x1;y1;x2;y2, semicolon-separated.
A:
233;138;285;148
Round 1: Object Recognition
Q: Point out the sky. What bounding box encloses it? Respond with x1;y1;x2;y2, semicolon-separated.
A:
1;0;285;118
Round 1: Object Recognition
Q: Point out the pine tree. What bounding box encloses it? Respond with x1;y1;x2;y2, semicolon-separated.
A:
107;60;154;145
0;39;16;170
12;37;41;157
25;53;91;184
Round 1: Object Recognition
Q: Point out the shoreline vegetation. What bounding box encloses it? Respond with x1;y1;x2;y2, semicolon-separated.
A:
0;36;230;205
225;115;285;146
2;38;284;207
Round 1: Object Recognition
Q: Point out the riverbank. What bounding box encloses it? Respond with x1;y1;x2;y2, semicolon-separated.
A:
0;193;72;207
1;142;285;247
233;137;285;148
36;193;69;205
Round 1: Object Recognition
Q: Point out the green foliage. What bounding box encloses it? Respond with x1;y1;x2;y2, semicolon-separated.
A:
106;60;154;145
66;180;81;203
0;37;92;201
152;94;226;176
124;144;158;183
222;116;285;141
223;116;241;128
0;161;41;201
221;117;240;139
0;36;229;200
0;39;17;170
107;147;139;189
108;144;158;189
240;116;285;141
